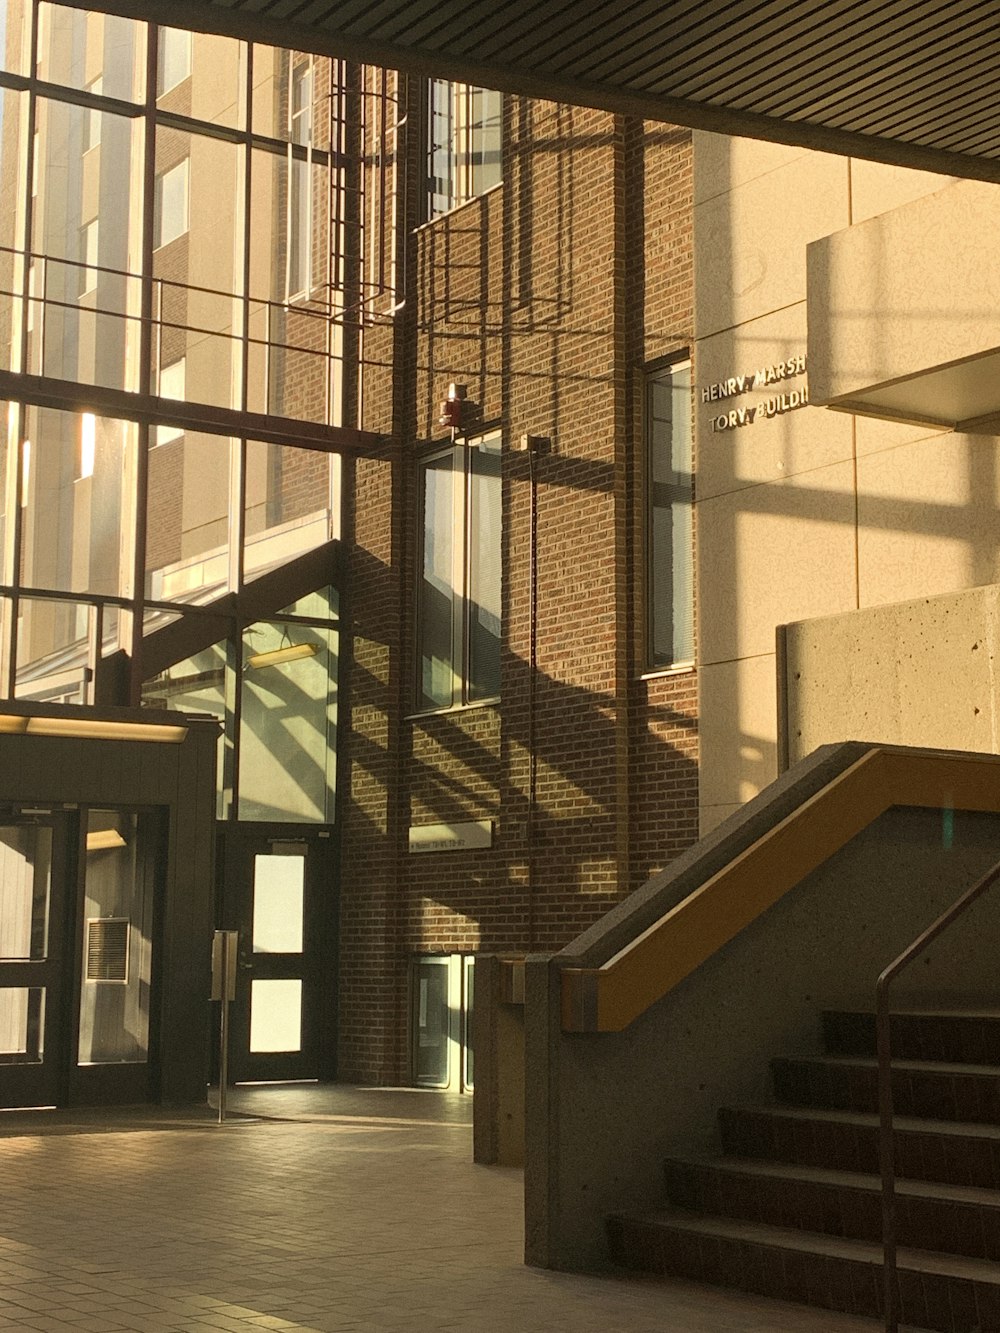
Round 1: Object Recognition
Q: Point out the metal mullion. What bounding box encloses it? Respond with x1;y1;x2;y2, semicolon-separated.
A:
232;42;253;599
5;0;40;699
455;442;467;707
125;22;158;706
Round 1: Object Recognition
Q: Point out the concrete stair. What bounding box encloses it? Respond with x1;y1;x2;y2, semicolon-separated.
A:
607;1010;1000;1331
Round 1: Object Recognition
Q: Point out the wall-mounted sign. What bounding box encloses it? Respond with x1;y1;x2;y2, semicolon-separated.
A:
702;354;809;432
409;819;493;854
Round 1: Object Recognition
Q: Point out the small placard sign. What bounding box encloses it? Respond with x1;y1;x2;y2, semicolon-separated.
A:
409;819;493;854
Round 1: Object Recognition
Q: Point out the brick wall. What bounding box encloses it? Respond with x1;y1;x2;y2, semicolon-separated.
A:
340;78;699;1082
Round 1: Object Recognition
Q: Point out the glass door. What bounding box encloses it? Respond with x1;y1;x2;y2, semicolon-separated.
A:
0;816;71;1108
219;828;336;1083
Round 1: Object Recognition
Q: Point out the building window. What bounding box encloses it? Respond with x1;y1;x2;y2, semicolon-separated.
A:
648;360;694;668
428;80;501;218
153;159;189;249
157;27;192;96
411;954;474;1091
79;218;98;294
418;432;501;710
154;358;185;446
83;77;102;151
287;60;313;299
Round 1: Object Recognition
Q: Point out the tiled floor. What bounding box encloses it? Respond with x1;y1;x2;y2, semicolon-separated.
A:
0;1084;894;1332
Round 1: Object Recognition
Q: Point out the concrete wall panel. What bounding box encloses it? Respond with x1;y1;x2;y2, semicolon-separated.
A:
695;148;848;339
857;433;1000;607
698;459;857;665
697;654;777;827
784;584;1000;764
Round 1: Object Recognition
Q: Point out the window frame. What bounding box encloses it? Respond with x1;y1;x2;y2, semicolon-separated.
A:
646;357;694;672
156;26;192;97
415;430;502;713
426;79;502;220
153;157;189;250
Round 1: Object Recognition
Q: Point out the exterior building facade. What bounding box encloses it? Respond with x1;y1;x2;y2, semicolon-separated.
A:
0;2;700;1100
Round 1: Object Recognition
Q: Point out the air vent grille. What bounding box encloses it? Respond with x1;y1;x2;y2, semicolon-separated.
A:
86;917;129;983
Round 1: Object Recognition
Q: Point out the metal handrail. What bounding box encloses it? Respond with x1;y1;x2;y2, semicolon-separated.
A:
876;854;1000;1332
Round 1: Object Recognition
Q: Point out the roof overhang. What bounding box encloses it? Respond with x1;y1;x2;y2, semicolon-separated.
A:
76;1;1000;184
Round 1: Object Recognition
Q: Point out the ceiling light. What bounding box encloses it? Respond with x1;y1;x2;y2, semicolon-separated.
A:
247;642;319;669
86;829;127;852
0;715;187;743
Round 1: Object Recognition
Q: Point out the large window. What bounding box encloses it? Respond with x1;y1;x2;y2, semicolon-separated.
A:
648;360;694;669
418;432;501;710
428;80;501;219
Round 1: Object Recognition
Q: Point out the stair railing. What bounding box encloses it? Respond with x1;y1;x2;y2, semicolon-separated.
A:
876;855;1000;1333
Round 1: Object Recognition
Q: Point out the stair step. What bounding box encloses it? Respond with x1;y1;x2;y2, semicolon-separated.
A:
772;1053;1000;1122
607;1207;1000;1331
824;1010;1000;1064
665;1154;1000;1259
719;1103;1000;1186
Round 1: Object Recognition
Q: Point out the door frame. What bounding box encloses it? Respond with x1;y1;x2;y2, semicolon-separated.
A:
216;822;338;1084
0;809;74;1108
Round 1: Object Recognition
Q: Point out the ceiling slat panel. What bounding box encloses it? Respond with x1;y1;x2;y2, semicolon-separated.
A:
412;0;588;58
755;15;1000;123
563;0;838;87
448;0;653;63
78;0;1000;175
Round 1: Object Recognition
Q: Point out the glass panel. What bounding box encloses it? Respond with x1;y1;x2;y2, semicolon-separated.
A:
36;3;145;103
20;405;133;596
419;450;457;709
145;431;234;603
0;400;11;581
141;640;229;817
467;435;501;701
244;440;332;579
185;30;244;131
250;977;301;1052
1;0;29;75
156;27;191;98
470;86;502;197
153;127;243;413
277;588;338;621
251;48;332;150
428;78;454;217
78;811;151;1065
238;619;336;822
0;987;44;1062
0;825;52;961
413;960;449;1086
0;88;28;376
30;97;143;391
463;956;474;1092
15;596;90;702
252;853;304;954
649;362;694;667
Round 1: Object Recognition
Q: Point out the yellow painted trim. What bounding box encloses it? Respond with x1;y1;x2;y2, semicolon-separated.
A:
561;748;1000;1032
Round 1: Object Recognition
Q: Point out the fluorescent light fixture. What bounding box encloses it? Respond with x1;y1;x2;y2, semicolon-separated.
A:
0;715;187;742
247;642;319;670
86;828;126;851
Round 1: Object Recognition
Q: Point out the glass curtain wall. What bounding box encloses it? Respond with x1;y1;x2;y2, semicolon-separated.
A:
0;3;347;828
0;3;346;735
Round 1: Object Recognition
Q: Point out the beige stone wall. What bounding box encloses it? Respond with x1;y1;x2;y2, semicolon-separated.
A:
784;585;1000;763
693;132;979;832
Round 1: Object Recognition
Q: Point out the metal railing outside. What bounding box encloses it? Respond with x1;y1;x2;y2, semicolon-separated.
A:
875;854;1000;1332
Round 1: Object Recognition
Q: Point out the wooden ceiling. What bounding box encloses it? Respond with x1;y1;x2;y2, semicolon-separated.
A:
84;1;1000;182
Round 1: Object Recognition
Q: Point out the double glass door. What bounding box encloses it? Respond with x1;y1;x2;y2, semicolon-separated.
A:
219;828;336;1084
0;817;68;1108
0;808;160;1109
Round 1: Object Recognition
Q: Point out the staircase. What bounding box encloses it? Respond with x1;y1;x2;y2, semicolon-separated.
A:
607;1010;1000;1331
